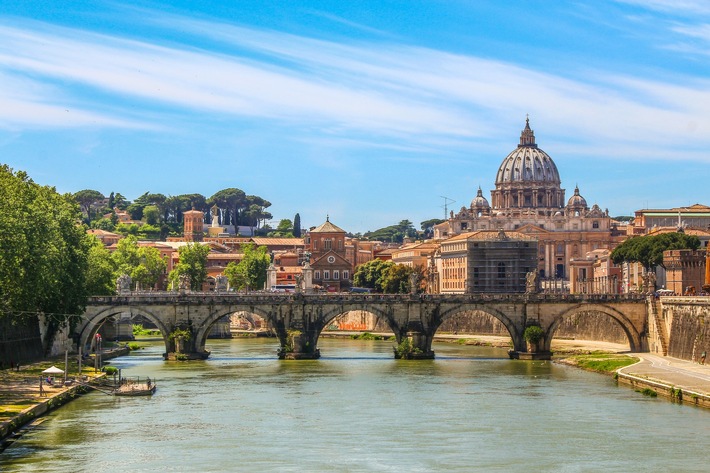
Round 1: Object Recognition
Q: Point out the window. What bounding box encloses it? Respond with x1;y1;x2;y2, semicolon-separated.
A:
338;240;343;250
333;270;339;280
498;262;506;279
324;270;330;280
313;240;318;250
324;239;332;250
314;271;321;280
593;221;599;229
343;270;349;280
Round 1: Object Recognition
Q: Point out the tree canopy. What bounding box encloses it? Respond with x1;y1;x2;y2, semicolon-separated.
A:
169;243;210;290
610;232;700;270
73;189;105;222
353;259;421;293
224;243;270;292
1;165;92;348
363;220;418;243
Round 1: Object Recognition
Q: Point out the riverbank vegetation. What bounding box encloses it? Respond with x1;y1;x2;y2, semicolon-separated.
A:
556;351;639;374
132;324;160;337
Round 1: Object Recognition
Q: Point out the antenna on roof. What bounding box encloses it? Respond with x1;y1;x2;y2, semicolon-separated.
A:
440;196;456;219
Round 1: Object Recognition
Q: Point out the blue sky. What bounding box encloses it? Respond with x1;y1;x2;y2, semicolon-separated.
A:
1;0;709;233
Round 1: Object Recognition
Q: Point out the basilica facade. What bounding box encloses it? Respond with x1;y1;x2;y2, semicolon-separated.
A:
434;118;626;279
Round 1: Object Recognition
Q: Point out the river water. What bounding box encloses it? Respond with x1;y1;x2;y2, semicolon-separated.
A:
2;338;709;472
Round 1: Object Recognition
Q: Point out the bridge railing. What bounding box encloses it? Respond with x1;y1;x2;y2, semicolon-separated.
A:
88;291;648;305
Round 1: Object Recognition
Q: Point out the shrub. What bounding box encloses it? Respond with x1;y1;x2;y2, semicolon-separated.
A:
523;325;545;344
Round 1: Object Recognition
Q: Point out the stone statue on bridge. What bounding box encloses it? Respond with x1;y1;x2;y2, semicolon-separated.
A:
409;271;421;294
526;271;539;294
215;275;228;293
116;274;131;294
178;273;191;292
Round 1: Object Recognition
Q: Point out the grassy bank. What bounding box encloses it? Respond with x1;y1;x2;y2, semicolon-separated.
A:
555;351;639;374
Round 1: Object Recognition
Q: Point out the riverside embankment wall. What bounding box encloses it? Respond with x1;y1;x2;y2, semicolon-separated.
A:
655;297;710;362
372;310;628;344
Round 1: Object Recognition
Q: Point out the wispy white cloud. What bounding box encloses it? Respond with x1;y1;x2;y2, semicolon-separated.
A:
615;0;710;16
0;12;709;163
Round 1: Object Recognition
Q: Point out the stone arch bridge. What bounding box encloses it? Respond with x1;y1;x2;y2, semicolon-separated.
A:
76;293;649;360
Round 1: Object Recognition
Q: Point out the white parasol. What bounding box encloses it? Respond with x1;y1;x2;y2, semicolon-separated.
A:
41;365;65;375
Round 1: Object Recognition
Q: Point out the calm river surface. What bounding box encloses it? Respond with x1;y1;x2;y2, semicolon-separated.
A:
2;338;709;472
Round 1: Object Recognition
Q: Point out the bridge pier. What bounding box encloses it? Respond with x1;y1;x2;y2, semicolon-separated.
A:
277;328;321;360
393;331;435;360
164;325;210;361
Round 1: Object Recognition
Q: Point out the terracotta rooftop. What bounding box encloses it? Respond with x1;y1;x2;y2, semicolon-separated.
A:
310;217;346;234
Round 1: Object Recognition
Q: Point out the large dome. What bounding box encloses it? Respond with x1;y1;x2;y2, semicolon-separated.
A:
490;118;565;212
495;118;561;186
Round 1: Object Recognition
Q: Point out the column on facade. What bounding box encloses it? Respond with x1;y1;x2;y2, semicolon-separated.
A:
545;242;552;278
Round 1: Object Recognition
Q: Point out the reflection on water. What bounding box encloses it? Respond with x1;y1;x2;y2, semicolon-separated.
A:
2;337;709;472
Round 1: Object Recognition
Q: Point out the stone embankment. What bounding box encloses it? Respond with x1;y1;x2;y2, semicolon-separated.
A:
0;381;95;449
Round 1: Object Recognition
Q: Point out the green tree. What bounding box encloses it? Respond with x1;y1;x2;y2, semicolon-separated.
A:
111;235;167;290
363;219;418;243
224;243;270;292
269;219;293;237
143;204;160;225
126;202;144;220
421;218;445;237
611;232;700;271
91;217;115;231
169;243;210;290
85;236;116;295
1;166;92;350
210;188;246;226
381;264;415;294
293;213;302;238
353;259;395;292
73;189;105;222
113;192;129;209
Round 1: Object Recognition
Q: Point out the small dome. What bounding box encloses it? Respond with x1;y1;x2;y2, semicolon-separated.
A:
566;186;587;208
471;187;490;208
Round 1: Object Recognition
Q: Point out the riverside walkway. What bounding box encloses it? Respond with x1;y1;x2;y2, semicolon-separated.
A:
617;354;710;407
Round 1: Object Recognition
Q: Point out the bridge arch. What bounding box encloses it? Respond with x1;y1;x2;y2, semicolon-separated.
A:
545;304;642;352
435;304;525;352
194;305;274;353
315;304;399;340
77;306;172;354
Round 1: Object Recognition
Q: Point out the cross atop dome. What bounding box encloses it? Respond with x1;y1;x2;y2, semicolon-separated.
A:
519;116;537;148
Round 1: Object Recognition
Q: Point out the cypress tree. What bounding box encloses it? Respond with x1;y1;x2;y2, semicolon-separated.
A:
293;213;301;237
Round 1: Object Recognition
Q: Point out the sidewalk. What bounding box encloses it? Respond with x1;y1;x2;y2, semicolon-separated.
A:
619;354;710;395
